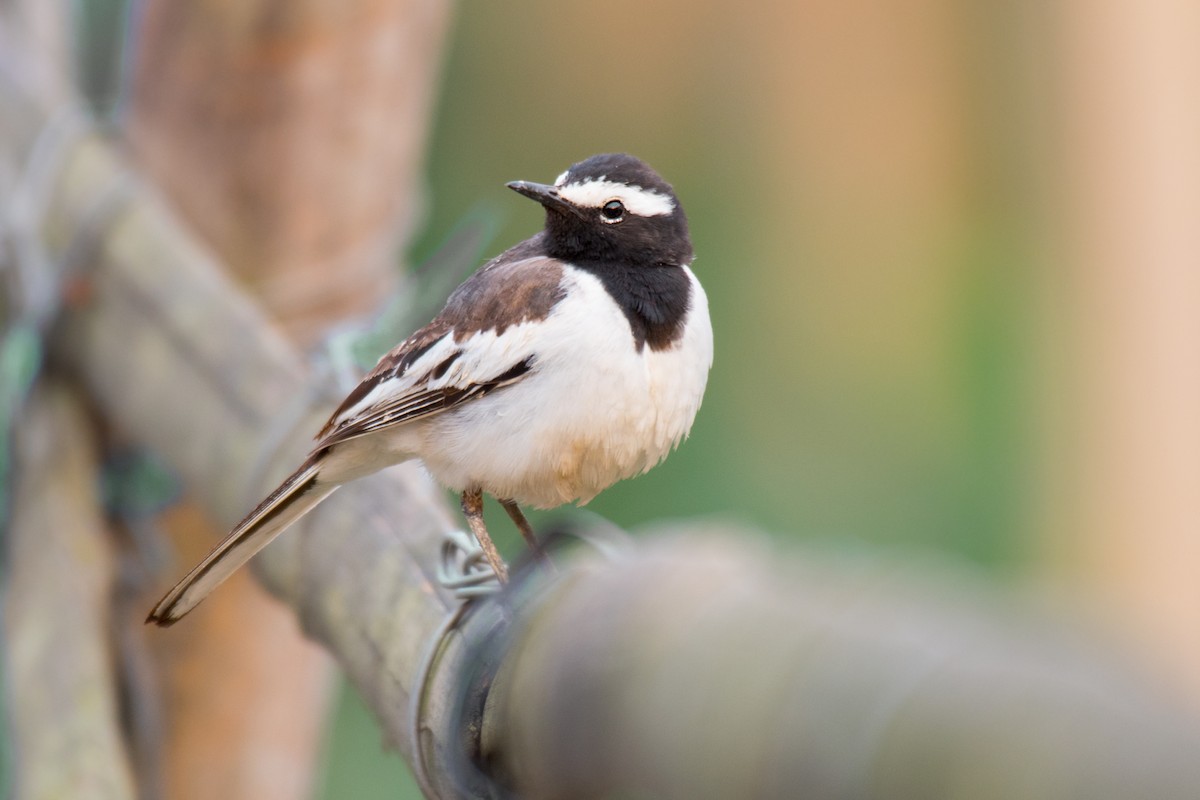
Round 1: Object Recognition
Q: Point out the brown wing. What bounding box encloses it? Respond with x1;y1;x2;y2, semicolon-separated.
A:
315;245;565;444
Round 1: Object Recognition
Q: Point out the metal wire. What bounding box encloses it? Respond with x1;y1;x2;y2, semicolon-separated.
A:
408;516;638;798
406;528;501;799
438;528;503;600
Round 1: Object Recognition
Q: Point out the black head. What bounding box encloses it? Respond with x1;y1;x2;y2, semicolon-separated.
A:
507;153;692;267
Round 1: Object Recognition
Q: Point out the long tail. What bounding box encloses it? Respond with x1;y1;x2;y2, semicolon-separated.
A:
146;458;338;626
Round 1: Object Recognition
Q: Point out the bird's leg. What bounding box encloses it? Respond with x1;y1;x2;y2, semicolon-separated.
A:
499;499;556;571
461;488;508;583
498;499;538;550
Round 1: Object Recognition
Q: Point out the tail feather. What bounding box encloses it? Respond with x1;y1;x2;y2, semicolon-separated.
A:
146;459;337;626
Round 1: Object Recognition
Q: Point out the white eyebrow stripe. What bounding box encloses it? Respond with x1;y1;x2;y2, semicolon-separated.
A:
557;178;675;217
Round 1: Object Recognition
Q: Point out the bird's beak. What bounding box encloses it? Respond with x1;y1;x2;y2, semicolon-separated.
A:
507;181;582;217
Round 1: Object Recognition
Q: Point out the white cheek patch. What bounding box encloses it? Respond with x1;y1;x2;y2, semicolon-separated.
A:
557;178;675;217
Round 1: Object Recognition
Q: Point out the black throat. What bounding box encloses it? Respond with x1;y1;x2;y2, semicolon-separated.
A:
568;258;692;352
525;154;696;352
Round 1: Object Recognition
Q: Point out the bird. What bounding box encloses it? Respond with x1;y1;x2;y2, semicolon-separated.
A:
147;153;713;626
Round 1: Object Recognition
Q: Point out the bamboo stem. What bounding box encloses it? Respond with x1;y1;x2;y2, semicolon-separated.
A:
489;533;1200;799
4;381;137;799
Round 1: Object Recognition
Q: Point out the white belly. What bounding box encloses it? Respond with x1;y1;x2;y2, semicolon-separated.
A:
413;266;712;508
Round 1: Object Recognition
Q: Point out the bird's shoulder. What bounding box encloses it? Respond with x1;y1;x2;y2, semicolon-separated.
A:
315;235;565;440
438;233;567;340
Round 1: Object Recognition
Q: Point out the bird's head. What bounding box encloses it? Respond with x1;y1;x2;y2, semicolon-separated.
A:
507;153;693;267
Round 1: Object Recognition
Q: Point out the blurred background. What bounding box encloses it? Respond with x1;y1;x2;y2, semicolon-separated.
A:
13;0;1200;797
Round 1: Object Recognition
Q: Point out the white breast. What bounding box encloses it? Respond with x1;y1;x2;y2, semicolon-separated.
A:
414;265;713;508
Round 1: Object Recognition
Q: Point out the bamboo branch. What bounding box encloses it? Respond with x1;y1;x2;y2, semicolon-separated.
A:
4;380;137;799
487;532;1200;799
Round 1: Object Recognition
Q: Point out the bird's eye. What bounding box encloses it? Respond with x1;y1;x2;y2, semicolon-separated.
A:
601;199;625;223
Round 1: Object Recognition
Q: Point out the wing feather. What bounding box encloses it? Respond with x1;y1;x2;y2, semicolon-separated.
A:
318;352;535;447
316;249;564;447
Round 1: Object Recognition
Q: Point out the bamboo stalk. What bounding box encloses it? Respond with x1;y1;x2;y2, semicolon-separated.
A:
489;533;1200;799
4;380;137;799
